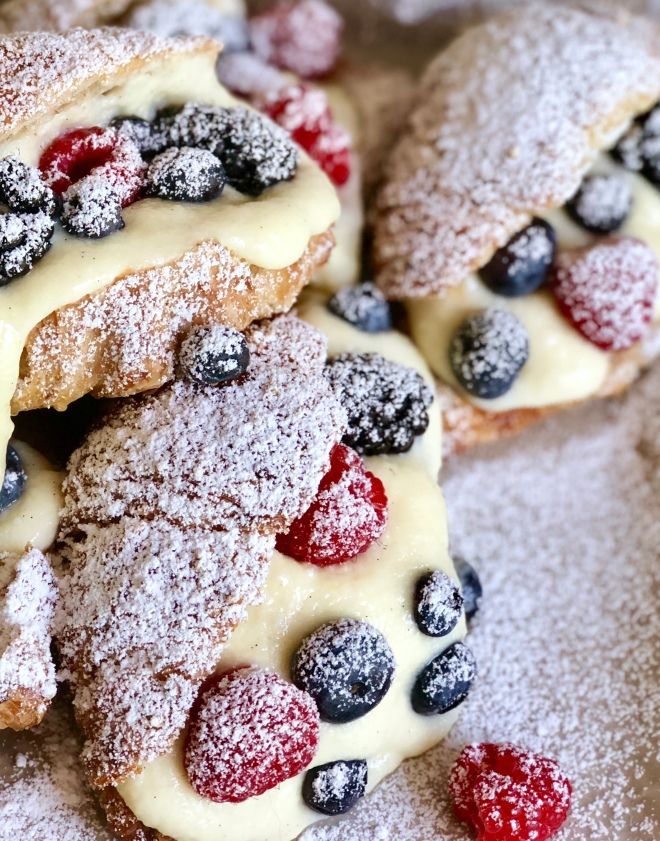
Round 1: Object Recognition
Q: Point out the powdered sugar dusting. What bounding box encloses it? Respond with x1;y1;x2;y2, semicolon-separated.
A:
127;0;249;48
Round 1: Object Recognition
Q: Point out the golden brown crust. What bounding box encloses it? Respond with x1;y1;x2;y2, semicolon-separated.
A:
12;231;334;414
98;788;170;841
0;689;49;730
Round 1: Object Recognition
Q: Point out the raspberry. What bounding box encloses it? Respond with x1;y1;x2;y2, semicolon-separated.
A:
550;237;658;351
260;84;352;186
184;667;319;804
276;443;388;566
39;126;145;207
449;743;572;841
249;0;343;79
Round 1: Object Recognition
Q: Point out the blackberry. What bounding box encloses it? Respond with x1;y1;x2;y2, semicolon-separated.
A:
303;760;368;815
327;282;393;332
411;642;477;716
111;116;166;159
292;618;395;723
179;325;250;385
0;156;56;216
450;308;529;399
0;444;27;513
414;570;463;637
325;352;433;456
566;173;632;234
145;147;226;202
61;177;124;239
154;104;229;155
480;219;556;297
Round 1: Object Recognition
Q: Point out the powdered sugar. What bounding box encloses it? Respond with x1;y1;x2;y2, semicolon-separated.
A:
568;173;632;232
127;0;249;48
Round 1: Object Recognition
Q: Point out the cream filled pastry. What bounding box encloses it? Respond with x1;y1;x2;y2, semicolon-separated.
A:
374;5;660;454
0;26;339;481
100;300;477;841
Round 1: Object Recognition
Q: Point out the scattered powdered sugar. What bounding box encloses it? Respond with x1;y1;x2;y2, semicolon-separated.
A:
569;173;632;231
505;222;555;275
0;548;57;719
54;316;346;787
127;0;249;49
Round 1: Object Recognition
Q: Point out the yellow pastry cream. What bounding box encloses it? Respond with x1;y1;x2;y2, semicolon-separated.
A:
0;48;340;474
407;154;660;412
117;301;469;841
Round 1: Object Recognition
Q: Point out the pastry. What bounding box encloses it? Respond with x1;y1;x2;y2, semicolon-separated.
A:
0;26;339;475
373;5;660;454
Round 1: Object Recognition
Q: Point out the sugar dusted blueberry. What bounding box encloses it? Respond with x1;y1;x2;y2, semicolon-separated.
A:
414;570;463;637
179;325;250;386
303;759;368;815
412;641;477;715
327;283;392;333
0;445;27;514
480;219;556;297
145;147;225;203
566;173;632;234
453;557;483;622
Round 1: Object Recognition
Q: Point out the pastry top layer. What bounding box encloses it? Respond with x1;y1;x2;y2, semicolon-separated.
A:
54;316;346;788
374;5;660;299
0;27;215;143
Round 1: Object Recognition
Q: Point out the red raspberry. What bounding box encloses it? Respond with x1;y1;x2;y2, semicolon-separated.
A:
39;126;145;206
550;237;658;351
449;743;572;841
184;667;319;804
276;443;388;566
249;0;343;79
261;84;352;186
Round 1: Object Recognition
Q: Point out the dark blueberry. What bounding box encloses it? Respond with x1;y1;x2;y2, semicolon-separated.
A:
411;641;477;716
217;107;298;196
480;219;556;297
453;557;483;622
111;116;166;159
449;308;529;399
325;352;433;455
302;759;368;815
612;105;660;185
0;445;27;513
0;211;54;285
145;147;226;203
0;156;57;216
179;325;250;385
327;283;393;333
566;173;632;234
291;618;395;723
60;179;124;239
414;570;463;637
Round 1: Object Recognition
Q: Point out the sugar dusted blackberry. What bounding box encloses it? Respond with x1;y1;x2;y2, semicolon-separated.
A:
327;282;392;332
566;173;632;234
179;325;250;385
325;353;433;455
0;210;55;283
450;309;529;399
292;618;395;723
111;116;166;158
0;156;56;216
480;219;556;297
411;641;477;715
145;147;226;202
0;444;27;513
61;177;124;239
155;104;228;155
414;570;463;637
303;759;368;815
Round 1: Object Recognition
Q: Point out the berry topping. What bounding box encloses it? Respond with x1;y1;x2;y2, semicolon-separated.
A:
325;353;433;455
249;0;343;79
60;178;124;239
449;743;572;841
216;51;287;98
0;156;56;216
184;667;319;804
411;641;476;715
260;84;351;187
276;443;388;566
179;325;250;385
291;618;395;723
453;557;483;622
450;309;529;399
145;147;226;203
154;104;228;155
566;173;632;234
111;116;165;158
550;237;658;351
480;219;556;297
612;105;660;185
302;759;368;815
327;282;393;332
414;570;463;637
0;445;27;514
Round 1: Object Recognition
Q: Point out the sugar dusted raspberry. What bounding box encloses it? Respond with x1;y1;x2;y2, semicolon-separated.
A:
249;0;343;79
276;443;388;565
260;84;352;186
184;667;319;804
550;237;658;351
450;743;572;841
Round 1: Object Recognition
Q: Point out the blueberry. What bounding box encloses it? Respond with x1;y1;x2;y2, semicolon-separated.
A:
449;308;529;399
302;759;368;815
145;147;226;203
61;178;124;239
566;173;632;234
0;156;57;216
0;445;27;514
325;353;433;455
179;325;250;386
414;570;463;637
411;642;477;716
453;557;482;622
291;618;395;723
327;283;392;333
111;116;165;159
480;219;556;297
612;105;660;186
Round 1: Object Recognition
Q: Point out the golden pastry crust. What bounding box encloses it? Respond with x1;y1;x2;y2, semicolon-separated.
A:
373;5;660;299
12;231;334;413
98;788;169;841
